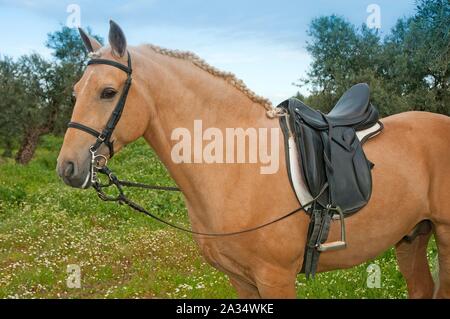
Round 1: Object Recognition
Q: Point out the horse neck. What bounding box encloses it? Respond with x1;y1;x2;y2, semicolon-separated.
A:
135;48;275;219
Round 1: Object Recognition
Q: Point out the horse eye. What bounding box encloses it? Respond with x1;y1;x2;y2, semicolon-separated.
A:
101;88;117;99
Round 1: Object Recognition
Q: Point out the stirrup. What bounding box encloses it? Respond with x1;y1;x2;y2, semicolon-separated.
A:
317;205;347;252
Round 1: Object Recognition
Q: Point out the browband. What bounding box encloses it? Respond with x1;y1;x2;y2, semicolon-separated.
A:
87;59;132;74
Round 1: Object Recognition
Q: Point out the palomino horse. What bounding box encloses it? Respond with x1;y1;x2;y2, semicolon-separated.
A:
57;21;450;298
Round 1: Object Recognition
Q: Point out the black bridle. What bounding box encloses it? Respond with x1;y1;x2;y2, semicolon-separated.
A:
66;51;326;237
68;51;133;159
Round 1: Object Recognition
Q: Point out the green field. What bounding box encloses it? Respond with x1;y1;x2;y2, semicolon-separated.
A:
0;136;438;298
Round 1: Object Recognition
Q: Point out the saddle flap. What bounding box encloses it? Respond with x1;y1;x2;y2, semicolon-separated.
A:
288;103;328;200
326;127;373;213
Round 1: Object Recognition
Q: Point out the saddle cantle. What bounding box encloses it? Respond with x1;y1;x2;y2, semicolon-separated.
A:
278;83;383;278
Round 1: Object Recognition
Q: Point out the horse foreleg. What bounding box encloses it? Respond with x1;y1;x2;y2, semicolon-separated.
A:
395;225;434;298
254;269;297;299
229;276;261;298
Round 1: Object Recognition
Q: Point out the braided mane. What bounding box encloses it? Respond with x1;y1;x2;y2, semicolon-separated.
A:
145;44;274;112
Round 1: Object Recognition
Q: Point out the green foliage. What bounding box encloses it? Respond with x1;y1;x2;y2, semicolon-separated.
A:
0;185;26;204
0;136;439;298
0;136;234;298
298;0;450;116
44;27;104;134
16;54;58;129
0;26;103;162
0;57;26;154
46;26;103;66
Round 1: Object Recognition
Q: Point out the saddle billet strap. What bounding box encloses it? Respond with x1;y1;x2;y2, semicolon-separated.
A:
303;207;323;278
303;206;334;278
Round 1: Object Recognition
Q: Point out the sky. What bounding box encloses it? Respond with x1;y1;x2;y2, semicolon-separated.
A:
0;0;417;104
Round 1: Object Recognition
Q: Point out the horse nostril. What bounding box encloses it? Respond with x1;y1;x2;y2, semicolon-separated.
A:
64;161;75;178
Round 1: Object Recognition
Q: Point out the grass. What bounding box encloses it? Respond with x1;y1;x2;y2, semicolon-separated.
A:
0;135;438;298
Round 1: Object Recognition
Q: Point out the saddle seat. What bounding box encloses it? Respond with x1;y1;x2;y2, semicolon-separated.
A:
278;83;384;278
293;83;378;131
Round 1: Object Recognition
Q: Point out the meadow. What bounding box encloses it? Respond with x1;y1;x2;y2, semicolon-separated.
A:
0;136;438;298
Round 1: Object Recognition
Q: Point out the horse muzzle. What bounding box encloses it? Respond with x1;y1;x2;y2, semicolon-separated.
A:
57;158;91;189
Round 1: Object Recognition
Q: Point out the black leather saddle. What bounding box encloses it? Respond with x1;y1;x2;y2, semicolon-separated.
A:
278;83;383;278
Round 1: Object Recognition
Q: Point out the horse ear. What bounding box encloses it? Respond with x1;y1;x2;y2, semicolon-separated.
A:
78;27;102;53
108;20;127;58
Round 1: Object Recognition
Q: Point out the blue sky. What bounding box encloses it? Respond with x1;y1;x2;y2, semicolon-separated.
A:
0;0;417;104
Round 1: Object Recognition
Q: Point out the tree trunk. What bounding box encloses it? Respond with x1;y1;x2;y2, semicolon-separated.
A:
15;100;59;165
15;126;49;165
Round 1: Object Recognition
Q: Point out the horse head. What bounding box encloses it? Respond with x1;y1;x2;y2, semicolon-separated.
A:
57;21;150;188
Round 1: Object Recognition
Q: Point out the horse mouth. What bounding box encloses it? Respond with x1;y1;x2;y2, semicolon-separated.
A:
59;171;91;189
57;157;92;189
80;171;92;189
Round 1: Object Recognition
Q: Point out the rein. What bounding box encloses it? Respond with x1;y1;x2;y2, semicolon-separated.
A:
93;165;327;236
68;51;326;237
93;165;327;237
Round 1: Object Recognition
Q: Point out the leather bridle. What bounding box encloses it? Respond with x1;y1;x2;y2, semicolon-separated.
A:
65;51;323;237
68;51;132;161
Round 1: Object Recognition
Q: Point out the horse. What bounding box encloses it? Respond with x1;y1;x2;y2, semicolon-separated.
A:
56;21;450;298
